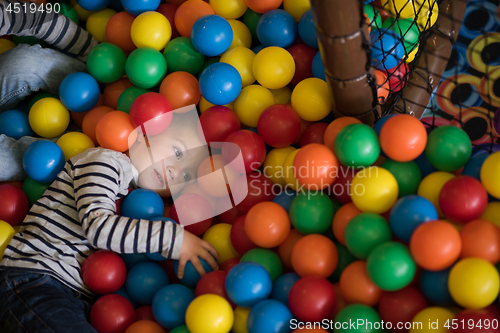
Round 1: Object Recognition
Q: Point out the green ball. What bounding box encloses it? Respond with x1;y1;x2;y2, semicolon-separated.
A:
22;176;51;206
117;86;150;114
334;124;380;168
382;17;420;53
197;57;220;80
289;192;336;235
59;2;79;24
243;8;262;41
425;125;472;172
12;35;48;48
126;47;167;89
366;242;416;291
364;4;383;31
334;304;382;333
240;248;283;282
170;325;190;333
163;37;205;75
329;241;356;283
87;43;126;83
344;213;392;259
28;92;58;111
381;159;422;197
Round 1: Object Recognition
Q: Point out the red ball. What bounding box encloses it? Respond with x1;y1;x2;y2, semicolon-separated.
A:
300;122;329;147
452;308;499;333
215;202;243;224
439;176;488;224
219;257;241;271
195;270;236;308
0;184;29;226
287;44;316;85
170;193;213;236
257;104;301;148
288;276;336;322
378;286;428;332
234;172;275;213
330;164;357;205
230;215;258;255
90;294;136;333
156;3;180;39
222;130;267;173
135;306;156;322
383;61;409;92
199;106;241;148
81;250;127;294
130;92;173;136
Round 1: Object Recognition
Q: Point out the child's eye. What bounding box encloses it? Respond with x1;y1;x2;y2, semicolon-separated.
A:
183;172;191;182
173;146;182;160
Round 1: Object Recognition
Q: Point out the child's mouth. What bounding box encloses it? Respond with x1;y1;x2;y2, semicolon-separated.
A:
154;168;164;188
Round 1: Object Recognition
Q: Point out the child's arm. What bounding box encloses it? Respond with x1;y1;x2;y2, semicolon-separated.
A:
0;0;98;61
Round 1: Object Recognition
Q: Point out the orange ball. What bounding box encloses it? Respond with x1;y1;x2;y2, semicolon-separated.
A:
339;261;383;307
83;106;114;145
375;69;390;104
409;220;462;271
323;117;362;152
332;202;362;245
291;234;338;278
103;78;133;110
159;71;201;110
293;143;338;190
125;320;166;333
174;0;215;37
70;110;88;128
379;114;428;162
245;202;291;248
278;229;303;270
106;12;137;53
96;111;138;152
460;220;500;264
244;0;283;14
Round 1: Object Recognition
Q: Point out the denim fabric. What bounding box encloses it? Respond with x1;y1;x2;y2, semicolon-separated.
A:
0;269;97;333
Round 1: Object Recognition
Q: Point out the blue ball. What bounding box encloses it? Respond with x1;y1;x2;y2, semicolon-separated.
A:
462;153;489;180
77;0;111;11
199;62;242;105
419;268;455;306
191;15;233;57
225;262;272;308
173;258;213;288
312;51;325;81
121;189;164;220
253;45;264;54
389;195;438;243
272;191;297;212
152;284;194;329
373;114;398;136
0;110;34;140
126;261;169;305
121;0;160;16
113;286;139;308
120;253;150;271
370;28;405;70
22;140;65;183
415;150;438;178
59;72;100;113
298;9;318;49
271;272;300;306
257;9;297;49
247;299;294;333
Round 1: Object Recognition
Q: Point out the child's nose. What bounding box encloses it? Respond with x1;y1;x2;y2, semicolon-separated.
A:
166;165;180;181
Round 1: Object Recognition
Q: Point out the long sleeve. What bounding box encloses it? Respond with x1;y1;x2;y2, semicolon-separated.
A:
0;0;98;61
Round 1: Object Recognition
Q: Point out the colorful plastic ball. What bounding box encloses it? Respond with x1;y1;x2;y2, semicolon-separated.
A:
106;12;136;53
225;262;272;307
130;92;173;136
414;0;439;31
126;47;167;89
22;140;65;183
174;0;215;37
300;122;328;147
253;46;295;89
0;110;33;140
382;17;420;53
366;242;416;291
220;46;256;87
409;307;455;333
199;62;243;105
77;0;111;11
334;304;382;333
278;229;302;271
381;159;422;197
293;143;338;190
263;147;296;187
291;234;338;278
332;203;362;246
344;213;392;259
448;258;500;309
247;300;292;333
298;9;317;48
240;248;283;282
117;87;149;114
81;250;127;294
380;114;427;162
196;271;235;309
419;267;455;306
82;106;113;145
283;0;310;22
86;8;117;43
87;42;126;84
334;124;380;168
186;294;234;333
370;28;405;70
291;78;332;121
222;129;266;173
126;261;170;305
173;258;213;288
234;172;275;213
383;61;408;92
103;78;133;110
121;189;164;220
288;276;336;322
288;44;316;86
199;106;240;148
243;8;262;40
453;309;500;333
152;284;194;329
460;220;500;264
481;152;500;199
156;3;180;38
339;261;383;307
0;220;15;260
203;224;240;264
125;320;166;333
323;117;362;152
257;104;301;148
425;126;472;172
90;294;136;333
233;84;275;127
441;176;489;224
289;192;335;235
312;51;325;81
462;153;488;181
378;286;428;332
131;11;172;51
59;72;100;113
0;38;15;54
0;184;29;226
22;177;50;207
96;110;138;152
28;98;70;138
256;9;297;49
417;171;455;218
271;272;300;306
56;132;95;161
159;73;200;110
230;214;257;255
482;202;500;226
191;15;233;57
244;0;282;14
245;202;291;248
121;0;160;16
164;41;204;78
209;0;248;19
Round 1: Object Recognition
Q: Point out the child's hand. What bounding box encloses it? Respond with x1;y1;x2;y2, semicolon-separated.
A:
178;230;220;279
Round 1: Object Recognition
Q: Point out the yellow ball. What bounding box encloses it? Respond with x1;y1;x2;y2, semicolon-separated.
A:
56;132;95;161
86;8;116;43
480;151;500;199
199;97;234;113
233;84;275;127
448;258;500;309
271;87;292;104
283;0;311;22
264;147;297;187
409;307;455;333
220;47;256;87
283;149;300;191
0;39;16;55
232;306;250;333
202;223;240;264
416;0;439;31
0;220;15;261
406;45;419;63
131;11;172;51
253;47;295;89
228;19;252;49
417;171;455;218
70;0;93;21
209;0;248;19
384;0;418;19
291;78;332;121
186;294;234;333
29;98;70;138
481;202;500;228
351;166;399;214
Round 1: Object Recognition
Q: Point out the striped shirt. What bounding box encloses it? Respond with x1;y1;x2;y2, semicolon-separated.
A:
0;148;184;298
0;0;98;61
